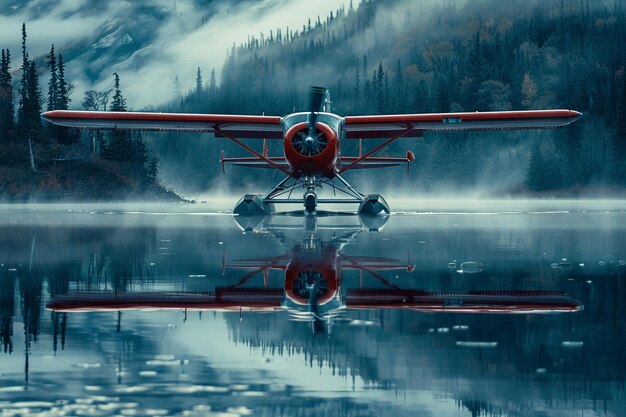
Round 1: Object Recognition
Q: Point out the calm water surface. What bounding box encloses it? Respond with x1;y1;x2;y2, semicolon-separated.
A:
1;202;625;417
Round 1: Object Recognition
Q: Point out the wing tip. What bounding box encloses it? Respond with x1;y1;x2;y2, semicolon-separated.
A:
40;111;53;123
570;110;583;122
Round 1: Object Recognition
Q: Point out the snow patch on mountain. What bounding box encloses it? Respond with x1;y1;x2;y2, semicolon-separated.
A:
92;27;134;49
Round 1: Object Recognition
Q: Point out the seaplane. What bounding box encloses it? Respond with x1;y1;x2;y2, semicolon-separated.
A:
46;216;582;334
42;87;582;215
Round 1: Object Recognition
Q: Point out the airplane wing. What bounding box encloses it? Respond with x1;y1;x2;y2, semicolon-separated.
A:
343;109;582;139
41;110;283;139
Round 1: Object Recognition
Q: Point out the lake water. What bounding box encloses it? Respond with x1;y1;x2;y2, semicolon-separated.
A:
1;201;625;417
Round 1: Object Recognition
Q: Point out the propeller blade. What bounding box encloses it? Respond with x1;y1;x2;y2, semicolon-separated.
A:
307;86;328;135
309;86;327;113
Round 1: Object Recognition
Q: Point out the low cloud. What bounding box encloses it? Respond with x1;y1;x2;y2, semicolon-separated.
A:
122;0;352;108
0;0;106;57
1;0;351;109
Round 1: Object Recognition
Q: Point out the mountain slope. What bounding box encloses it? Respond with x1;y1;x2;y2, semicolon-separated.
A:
0;0;353;109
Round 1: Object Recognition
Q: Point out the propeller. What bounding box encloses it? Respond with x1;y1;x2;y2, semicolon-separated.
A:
292;129;328;156
292;86;329;157
308;86;328;133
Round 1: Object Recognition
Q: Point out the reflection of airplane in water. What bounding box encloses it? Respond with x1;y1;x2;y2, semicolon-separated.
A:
47;215;582;333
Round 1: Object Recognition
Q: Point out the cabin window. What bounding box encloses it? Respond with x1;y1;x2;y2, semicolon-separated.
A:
442;117;462;123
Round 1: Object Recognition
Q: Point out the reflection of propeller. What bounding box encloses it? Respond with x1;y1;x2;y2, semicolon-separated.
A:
293;86;329;156
293;269;329;334
293;270;328;299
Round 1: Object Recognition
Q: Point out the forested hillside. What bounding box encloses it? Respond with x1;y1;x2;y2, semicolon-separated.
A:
2;0;626;199
0;25;178;201
156;0;626;196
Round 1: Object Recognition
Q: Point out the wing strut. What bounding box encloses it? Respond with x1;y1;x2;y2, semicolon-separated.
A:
338;127;414;174
214;127;291;176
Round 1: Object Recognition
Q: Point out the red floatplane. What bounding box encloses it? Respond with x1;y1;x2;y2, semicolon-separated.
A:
42;87;582;215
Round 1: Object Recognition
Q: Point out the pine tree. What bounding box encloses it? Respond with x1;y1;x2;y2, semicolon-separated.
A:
526;141;547;191
1;274;15;354
105;73;132;161
0;49;14;140
466;31;483;107
353;64;360;110
54;53;75;144
526;139;563;191
17;23;29;134
25;61;41;134
434;76;451;112
195;67;203;93
173;75;181;100
46;45;57;111
393;59;405;112
56;54;70;111
376;61;384;113
412;80;429;114
132;137;149;179
15;23;41;141
147;155;159;182
110;73;127;112
26;60;42;132
209;68;217;94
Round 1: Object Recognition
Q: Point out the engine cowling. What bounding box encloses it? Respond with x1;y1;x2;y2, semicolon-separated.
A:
285;266;338;306
284;121;338;177
284;244;339;306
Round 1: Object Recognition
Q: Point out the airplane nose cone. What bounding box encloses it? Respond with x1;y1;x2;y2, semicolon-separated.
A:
305;136;314;146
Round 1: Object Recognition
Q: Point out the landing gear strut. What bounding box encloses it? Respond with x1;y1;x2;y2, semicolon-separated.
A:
233;175;389;215
304;177;317;214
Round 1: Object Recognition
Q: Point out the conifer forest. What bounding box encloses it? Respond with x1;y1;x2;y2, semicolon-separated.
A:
1;0;626;199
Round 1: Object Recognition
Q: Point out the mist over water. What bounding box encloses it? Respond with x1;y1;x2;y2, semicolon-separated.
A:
1;201;625;416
